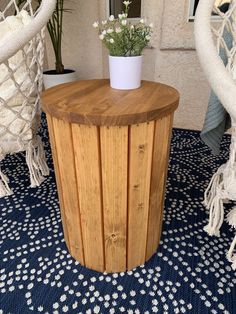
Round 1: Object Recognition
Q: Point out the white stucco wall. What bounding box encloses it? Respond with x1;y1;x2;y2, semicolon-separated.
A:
46;0;210;130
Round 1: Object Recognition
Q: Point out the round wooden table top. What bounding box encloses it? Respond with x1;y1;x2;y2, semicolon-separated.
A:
42;79;179;126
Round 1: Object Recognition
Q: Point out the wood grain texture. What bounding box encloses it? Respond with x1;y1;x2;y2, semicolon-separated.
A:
52;117;84;264
145;114;174;261
46;114;70;250
72;124;105;272
156;114;174;245
41;80;179;126
127;122;155;270
44;80;179;272
100;126;128;272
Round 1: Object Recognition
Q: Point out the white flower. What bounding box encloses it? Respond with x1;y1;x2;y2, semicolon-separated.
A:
121;19;127;26
130;25;134;30
107;28;114;34
109;15;115;21
93;21;99;28
140;19;144;23
118;13;126;19
115;27;122;33
123;1;132;6
145;35;151;40
99;34;104;40
102;20;107;25
109;38;114;44
149;23;154;28
102;30;107;35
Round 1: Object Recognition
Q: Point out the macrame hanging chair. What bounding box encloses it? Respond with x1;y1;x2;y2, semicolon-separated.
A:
0;0;56;197
195;0;236;269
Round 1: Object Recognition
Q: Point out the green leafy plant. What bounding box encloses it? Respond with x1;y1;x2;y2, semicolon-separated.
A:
93;1;153;57
18;0;71;74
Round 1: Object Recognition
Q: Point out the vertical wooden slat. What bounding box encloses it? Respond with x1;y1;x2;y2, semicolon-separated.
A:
100;126;128;272
46;114;70;250
127;122;155;270
52;117;84;265
156;114;174;244
146;114;174;260
72;124;105;272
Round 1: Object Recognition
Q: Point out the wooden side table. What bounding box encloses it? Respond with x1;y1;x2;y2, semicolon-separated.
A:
42;79;179;273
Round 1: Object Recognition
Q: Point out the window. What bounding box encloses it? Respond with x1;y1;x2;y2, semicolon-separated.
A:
109;0;141;18
189;0;230;21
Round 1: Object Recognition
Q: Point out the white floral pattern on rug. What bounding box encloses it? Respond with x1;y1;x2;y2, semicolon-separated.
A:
0;116;235;313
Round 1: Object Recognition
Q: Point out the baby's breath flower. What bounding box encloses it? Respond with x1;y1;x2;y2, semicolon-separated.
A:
93;1;153;57
123;1;132;6
93;21;99;28
115;27;122;33
107;28;114;34
118;13;126;19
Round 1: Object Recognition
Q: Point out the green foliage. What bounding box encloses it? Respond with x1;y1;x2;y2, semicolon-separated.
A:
93;1;153;57
46;0;66;74
18;0;71;74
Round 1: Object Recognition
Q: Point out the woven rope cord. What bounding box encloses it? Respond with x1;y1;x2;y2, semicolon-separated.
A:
0;0;55;196
211;2;236;76
195;0;236;270
0;0;47;147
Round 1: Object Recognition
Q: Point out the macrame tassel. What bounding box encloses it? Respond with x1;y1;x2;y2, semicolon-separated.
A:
36;136;49;177
203;168;222;208
226;208;236;269
203;163;226;236
226;233;236;270
204;194;224;236
0;167;13;197
26;137;49;188
227;207;236;228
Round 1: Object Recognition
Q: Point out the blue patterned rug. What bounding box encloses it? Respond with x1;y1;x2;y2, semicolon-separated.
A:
0;115;236;314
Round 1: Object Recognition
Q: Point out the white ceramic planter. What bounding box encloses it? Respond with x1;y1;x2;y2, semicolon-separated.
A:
109;55;143;90
43;70;77;89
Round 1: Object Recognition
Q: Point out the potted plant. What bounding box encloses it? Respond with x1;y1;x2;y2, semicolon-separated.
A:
93;1;153;90
18;0;77;89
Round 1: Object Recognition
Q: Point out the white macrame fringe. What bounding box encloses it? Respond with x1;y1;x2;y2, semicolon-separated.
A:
226;208;236;270
227;207;236;227
0;165;13;197
226;233;236;270
203;127;236;270
26;136;49;188
36;136;49;177
203;165;225;236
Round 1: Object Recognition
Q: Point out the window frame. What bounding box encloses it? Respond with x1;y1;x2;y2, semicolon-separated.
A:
106;0;142;20
188;0;223;22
